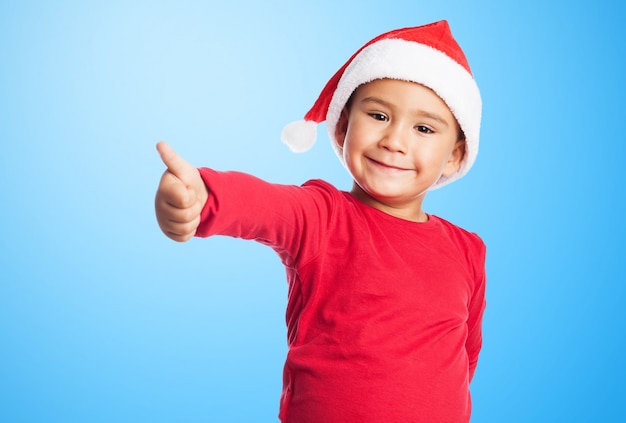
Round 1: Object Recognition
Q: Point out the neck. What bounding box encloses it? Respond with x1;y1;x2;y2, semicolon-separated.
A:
350;183;428;223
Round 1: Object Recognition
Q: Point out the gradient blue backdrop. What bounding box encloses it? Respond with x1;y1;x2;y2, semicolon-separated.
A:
1;1;624;421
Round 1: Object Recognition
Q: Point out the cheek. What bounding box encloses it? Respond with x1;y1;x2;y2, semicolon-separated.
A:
342;147;358;173
412;143;439;160
411;145;452;172
341;142;364;178
341;132;359;160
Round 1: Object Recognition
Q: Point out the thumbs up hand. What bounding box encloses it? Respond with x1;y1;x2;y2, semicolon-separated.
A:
155;141;209;242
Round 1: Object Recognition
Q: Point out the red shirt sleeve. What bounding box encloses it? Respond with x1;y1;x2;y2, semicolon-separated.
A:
194;168;334;268
465;239;487;381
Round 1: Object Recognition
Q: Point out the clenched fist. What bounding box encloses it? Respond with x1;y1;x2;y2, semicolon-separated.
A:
155;141;209;242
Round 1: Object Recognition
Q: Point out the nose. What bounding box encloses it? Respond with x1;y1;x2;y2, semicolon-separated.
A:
378;122;408;153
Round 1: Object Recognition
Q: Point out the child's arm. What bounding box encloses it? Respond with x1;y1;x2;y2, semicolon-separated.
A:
155;141;209;242
466;243;487;382
155;142;331;268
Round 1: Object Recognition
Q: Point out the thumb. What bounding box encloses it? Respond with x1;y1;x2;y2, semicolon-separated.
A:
156;141;197;186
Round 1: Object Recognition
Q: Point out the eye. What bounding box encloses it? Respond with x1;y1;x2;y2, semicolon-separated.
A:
369;112;388;122
415;125;434;134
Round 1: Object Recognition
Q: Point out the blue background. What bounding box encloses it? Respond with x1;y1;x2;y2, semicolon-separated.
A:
1;0;624;421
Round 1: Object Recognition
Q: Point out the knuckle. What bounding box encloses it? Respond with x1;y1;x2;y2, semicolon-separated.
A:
178;207;198;223
180;220;199;235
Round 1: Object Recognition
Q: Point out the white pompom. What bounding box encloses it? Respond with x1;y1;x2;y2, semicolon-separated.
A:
280;120;317;153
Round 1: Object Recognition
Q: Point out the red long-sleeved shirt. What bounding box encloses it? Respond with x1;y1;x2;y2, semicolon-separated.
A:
196;169;486;423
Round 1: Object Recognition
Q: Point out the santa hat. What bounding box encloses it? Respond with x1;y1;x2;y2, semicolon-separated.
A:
281;20;481;189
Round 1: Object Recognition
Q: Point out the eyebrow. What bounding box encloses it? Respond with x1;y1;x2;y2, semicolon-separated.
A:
360;96;450;128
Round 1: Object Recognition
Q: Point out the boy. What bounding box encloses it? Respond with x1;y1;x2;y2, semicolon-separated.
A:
155;20;486;423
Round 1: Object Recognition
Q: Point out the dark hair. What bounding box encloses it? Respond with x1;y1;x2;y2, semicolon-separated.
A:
457;127;466;142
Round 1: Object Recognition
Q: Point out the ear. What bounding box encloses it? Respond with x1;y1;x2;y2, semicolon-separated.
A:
334;107;350;148
442;139;466;177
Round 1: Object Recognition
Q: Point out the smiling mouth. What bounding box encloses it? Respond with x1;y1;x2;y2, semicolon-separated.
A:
367;157;413;172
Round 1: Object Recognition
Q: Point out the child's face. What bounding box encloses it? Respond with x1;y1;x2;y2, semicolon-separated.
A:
335;78;465;221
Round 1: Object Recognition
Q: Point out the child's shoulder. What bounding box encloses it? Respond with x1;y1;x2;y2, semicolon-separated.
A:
430;214;486;252
301;178;340;192
300;178;351;206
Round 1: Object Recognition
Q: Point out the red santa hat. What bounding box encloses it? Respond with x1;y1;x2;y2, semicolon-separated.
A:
281;20;482;189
